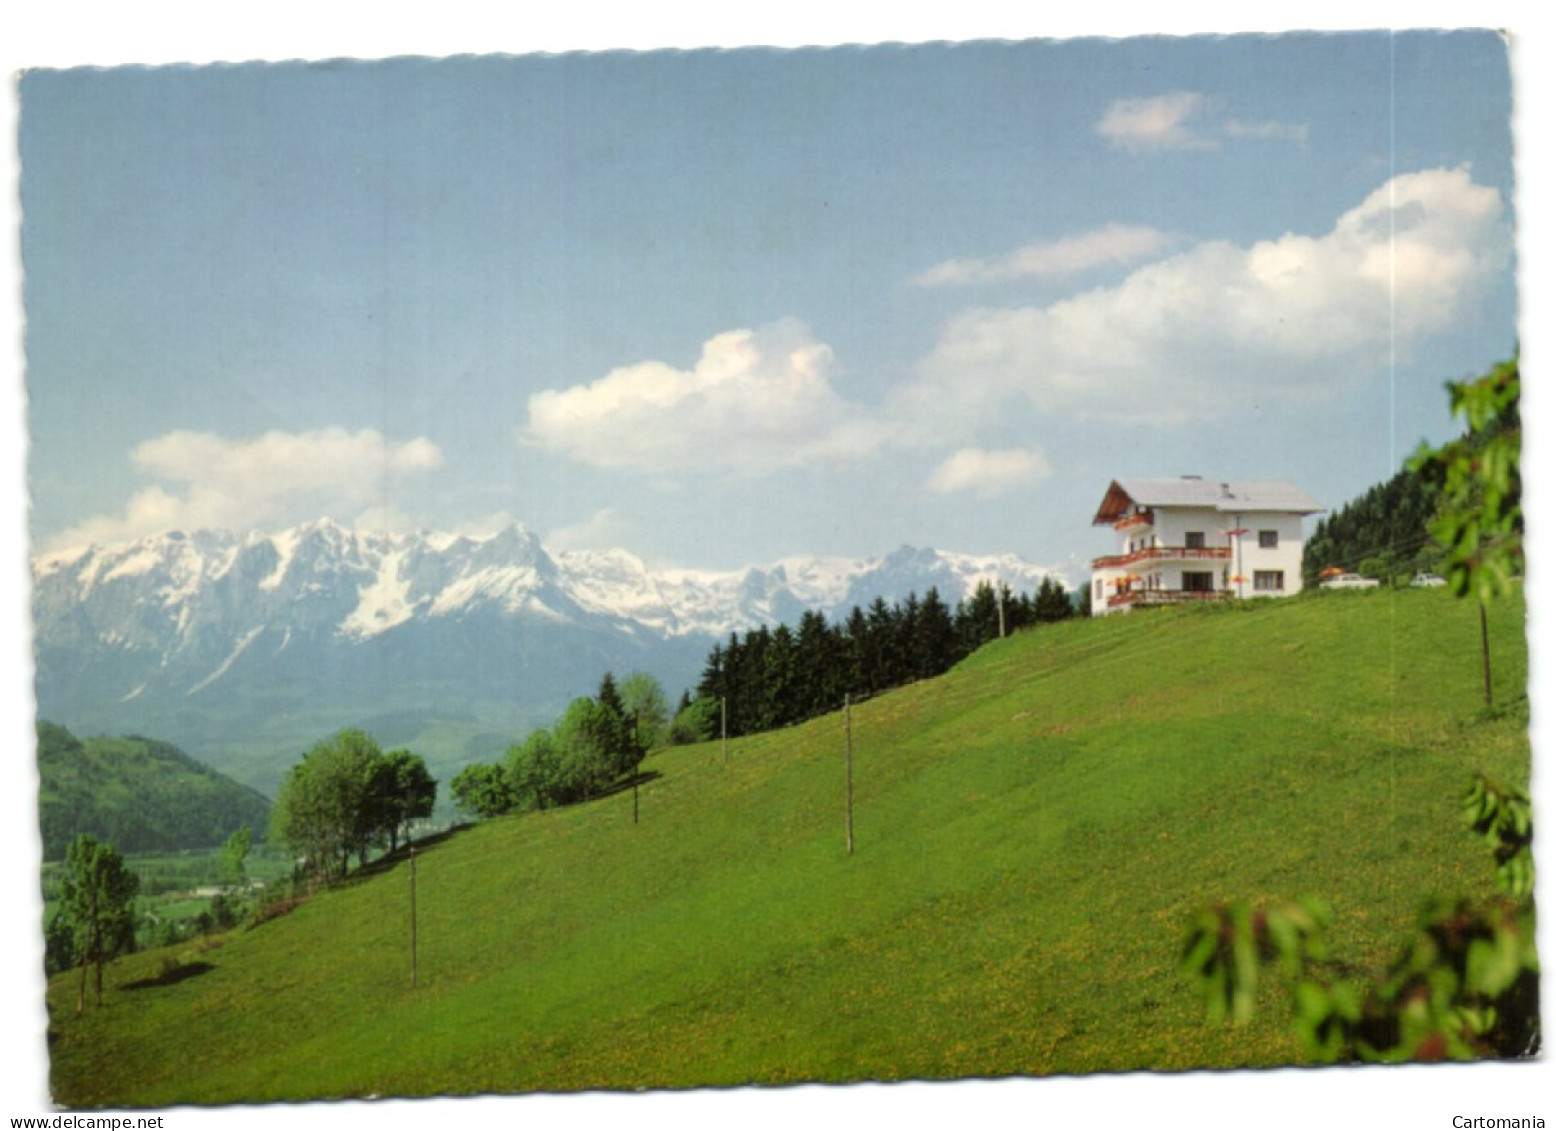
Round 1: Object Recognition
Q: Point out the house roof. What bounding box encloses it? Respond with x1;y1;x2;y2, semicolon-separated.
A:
1092;478;1324;525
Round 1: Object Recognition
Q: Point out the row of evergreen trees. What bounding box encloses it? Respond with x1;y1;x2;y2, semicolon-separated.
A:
685;578;1076;740
1300;466;1442;587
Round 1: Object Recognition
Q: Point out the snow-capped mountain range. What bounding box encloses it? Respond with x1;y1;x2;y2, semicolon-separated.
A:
31;519;1063;792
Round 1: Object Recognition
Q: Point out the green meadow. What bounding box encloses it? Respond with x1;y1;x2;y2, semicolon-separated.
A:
46;587;1529;1105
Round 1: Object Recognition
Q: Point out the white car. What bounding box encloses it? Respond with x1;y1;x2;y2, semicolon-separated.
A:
1319;572;1381;590
1410;572;1447;588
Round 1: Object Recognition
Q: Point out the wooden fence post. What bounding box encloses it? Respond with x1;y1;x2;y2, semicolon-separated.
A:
409;844;419;989
845;694;855;856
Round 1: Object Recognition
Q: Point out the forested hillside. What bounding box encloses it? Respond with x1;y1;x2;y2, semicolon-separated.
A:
37;722;272;860
1301;466;1441;585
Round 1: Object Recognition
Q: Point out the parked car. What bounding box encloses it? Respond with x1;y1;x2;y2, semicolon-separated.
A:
1410;572;1447;588
1319;572;1381;590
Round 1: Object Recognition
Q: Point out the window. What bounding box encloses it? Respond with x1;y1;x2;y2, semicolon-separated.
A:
1254;570;1285;592
1185;531;1206;549
1259;530;1279;549
1182;571;1214;593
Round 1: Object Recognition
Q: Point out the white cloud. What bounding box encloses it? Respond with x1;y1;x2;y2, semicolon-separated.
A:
523;319;884;474
927;448;1051;497
906;167;1510;432
1097;92;1217;152
49;427;443;549
913;224;1176;287
133;427;442;493
545;507;648;553
354;506;420;537
447;512;527;541
1097;91;1308;153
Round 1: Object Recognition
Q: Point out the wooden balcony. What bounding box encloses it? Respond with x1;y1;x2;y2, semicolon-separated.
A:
1107;588;1230;609
1091;545;1231;570
1113;510;1155;532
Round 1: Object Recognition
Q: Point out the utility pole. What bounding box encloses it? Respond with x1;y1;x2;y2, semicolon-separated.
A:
844;693;855;856
997;582;1007;639
1480;601;1493;707
409;844;419;989
721;696;728;765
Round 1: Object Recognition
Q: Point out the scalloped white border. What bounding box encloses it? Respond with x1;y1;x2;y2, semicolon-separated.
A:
2;7;1549;1128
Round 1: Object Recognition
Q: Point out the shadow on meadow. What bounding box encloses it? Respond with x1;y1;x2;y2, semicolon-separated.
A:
122;960;216;991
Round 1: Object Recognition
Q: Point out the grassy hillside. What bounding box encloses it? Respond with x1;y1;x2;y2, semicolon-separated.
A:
37;724;272;861
46;588;1529;1104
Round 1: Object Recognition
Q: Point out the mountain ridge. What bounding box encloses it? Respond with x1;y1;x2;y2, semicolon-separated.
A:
31;519;1065;793
33;518;1065;648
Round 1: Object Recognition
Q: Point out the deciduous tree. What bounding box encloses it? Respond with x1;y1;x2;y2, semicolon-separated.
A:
668;696;720;745
60;834;139;1013
1411;359;1520;600
272;729;388;880
619;671;670;757
220;826;252;890
1411;357;1522;704
1182;774;1536;1062
378;749;437;852
450;762;517;820
505;729;561;810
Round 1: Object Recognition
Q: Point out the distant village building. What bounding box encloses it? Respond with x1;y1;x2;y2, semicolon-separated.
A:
1090;477;1323;616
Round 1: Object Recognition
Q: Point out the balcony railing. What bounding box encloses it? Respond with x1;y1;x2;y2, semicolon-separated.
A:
1113;510;1155;532
1107;588;1230;609
1091;545;1231;570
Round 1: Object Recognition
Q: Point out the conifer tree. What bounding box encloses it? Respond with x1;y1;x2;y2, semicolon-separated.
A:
697;642;729;706
1035;577;1075;623
864;597;898;693
1009;587;1037;630
1302;465;1442;586
915;587;958;679
842;605;870;695
894;593;921;685
733;627;771;737
957;581;1001;653
594;672;642;779
796;610;842;718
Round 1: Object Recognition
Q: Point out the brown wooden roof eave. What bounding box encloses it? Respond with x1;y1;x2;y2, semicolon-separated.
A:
1092;480;1135;525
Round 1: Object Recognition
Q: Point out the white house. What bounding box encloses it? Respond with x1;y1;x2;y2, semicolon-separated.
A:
1090;477;1323;615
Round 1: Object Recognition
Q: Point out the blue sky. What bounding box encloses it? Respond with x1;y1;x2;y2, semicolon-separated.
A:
20;31;1517;577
